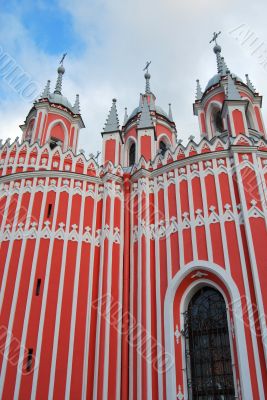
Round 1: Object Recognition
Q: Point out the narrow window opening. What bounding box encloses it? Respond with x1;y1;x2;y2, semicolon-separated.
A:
214;110;223;133
47;204;52;218
129;143;136;166
159;140;167;155
36;279;41;296
26;348;33;372
246;109;254;130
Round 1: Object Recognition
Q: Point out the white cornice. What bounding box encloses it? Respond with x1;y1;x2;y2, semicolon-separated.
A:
0;170;122;185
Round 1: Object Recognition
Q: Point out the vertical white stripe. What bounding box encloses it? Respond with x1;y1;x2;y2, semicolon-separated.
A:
252;153;267;227
198;162;213;261
0;181;23;312
102;184;115;400
92;188;107;400
31;176;63;400
13;177;49;397
174;170;184;268
226;157;264;398
115;190;124;400
153;178;164;399
163;174;172;282
81;185;99;399
186;165;198;260
0;177;37;398
145;179;152;399
65;181;87;399
137;180;142;400
129;189;135;400
212;160;230;272
48;178;75;399
233;152;267;366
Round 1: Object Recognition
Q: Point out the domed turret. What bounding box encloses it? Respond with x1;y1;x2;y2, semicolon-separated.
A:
124;68;173;127
20;55;85;152
204;32;242;92
194;32;266;140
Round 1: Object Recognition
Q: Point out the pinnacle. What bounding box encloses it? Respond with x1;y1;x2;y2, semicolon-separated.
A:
54;65;65;94
168;103;173;121
245;74;256;94
40;80;51;99
226;72;241;100
73;94;80;114
103;98;120;133
138;95;154;129
123;107;129;125
195;80;203;100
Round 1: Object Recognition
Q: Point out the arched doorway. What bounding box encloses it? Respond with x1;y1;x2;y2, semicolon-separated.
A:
183;287;235;399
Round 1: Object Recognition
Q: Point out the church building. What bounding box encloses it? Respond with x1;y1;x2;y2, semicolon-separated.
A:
0;33;267;399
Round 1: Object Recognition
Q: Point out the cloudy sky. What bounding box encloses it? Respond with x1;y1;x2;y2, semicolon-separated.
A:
1;0;267;157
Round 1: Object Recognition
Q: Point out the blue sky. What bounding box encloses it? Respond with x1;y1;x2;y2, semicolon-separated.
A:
1;0;267;155
1;0;84;55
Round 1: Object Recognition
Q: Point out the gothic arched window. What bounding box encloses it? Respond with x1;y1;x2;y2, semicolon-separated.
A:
214;110;223;133
129;142;136;166
184;287;235;399
159;140;167;155
25;119;35;141
246;108;254;130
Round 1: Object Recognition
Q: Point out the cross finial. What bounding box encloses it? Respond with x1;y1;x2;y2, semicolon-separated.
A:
59;53;67;65
143;61;151;73
209;31;221;45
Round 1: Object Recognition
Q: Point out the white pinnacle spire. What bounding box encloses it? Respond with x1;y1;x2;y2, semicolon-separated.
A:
40;80;51;98
145;72;151;93
168;103;173;121
103;99;120;133
210;32;229;76
123;107;128;125
54;65;65;94
245;74;256;93
226;71;241;100
138;95;154;129
139;93;143;108
73;94;80;114
220;57;228;75
195;79;203;100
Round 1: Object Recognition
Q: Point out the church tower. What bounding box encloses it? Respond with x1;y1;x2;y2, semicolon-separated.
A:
1;35;267;400
194;32;265;139
102;66;177;166
20;60;85;153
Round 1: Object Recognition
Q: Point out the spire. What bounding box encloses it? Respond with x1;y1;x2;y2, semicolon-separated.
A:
103;98;120;133
245;74;256;93
150;94;156;111
145;72;151;94
40;80;50;99
138;95;154;129
54;54;67;95
220;57;228;75
139;93;143;108
73;94;80;114
123;107;128;125
143;61;152;94
168;103;173;121
195;79;203;100
226;71;241;100
210;31;229;75
54;65;65;94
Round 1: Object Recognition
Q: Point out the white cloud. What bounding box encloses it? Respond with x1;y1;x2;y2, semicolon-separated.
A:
1;0;267;157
